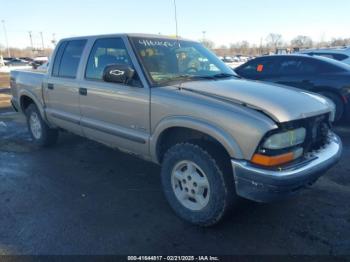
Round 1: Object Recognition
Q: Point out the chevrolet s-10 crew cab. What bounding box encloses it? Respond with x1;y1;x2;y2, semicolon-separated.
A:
10;34;342;226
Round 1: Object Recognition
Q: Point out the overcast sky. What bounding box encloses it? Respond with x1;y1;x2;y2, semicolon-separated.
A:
1;0;350;49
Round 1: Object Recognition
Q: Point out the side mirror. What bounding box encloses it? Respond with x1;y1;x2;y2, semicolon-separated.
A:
103;64;135;84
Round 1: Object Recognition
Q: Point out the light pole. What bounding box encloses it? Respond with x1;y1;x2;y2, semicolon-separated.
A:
202;31;206;41
1;20;10;57
51;33;57;47
173;0;179;38
28;31;34;56
40;32;45;51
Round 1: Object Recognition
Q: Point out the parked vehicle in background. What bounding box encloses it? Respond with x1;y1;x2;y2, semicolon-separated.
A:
235;55;350;121
30;56;49;69
220;56;244;69
221;56;237;68
237;55;249;62
3;57;29;67
299;46;350;65
36;62;49;72
19;57;34;63
10;34;341;226
0;57;32;73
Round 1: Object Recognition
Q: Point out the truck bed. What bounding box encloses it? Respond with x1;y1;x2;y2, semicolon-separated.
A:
10;69;46;112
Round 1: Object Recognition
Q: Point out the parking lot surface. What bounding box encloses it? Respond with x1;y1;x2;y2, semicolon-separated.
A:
0;103;349;255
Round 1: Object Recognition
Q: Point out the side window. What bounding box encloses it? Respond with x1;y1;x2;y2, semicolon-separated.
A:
52;41;68;77
85;38;135;82
277;58;318;75
56;40;87;78
238;59;276;75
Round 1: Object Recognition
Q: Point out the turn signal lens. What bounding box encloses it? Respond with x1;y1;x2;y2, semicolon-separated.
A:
251;148;303;167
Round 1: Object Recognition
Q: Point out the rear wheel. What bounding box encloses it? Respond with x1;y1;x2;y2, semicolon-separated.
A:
161;143;236;226
25;104;58;147
319;91;344;122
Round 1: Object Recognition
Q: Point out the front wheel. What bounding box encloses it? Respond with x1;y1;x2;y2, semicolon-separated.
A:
25;104;58;147
161;143;236;226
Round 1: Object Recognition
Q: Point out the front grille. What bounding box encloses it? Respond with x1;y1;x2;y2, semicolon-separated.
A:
303;114;330;152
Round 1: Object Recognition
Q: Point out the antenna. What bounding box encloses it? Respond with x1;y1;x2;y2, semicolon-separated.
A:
173;0;179;39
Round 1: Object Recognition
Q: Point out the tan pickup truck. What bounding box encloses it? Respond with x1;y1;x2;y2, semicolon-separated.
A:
10;34;342;226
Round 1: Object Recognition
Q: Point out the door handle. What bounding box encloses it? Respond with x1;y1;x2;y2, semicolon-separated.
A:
48;83;54;90
79;87;87;96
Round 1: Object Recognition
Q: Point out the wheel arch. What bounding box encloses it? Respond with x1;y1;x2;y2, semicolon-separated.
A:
18;90;46;119
316;88;346;121
150;116;243;164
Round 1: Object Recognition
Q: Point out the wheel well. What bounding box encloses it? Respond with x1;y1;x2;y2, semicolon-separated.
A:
20;96;35;112
319;90;344;103
157;127;231;168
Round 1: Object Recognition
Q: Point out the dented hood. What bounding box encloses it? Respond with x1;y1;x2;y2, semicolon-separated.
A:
177;79;334;123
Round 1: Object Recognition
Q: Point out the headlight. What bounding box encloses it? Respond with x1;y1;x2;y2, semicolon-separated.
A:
263;127;306;150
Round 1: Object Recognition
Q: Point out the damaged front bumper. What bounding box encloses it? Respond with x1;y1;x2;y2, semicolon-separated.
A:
231;132;342;202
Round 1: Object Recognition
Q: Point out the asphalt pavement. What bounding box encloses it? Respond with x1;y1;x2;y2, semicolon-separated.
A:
0;107;349;255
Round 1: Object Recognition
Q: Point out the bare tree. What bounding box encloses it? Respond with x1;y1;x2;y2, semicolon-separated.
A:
199;39;215;49
218;44;228;50
266;33;283;49
239;41;250;54
330;38;350;47
291;35;313;48
228;41;250;55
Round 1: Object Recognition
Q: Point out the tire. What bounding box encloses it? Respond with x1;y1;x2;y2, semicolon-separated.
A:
161;143;236;226
25;103;58;147
319;91;344;122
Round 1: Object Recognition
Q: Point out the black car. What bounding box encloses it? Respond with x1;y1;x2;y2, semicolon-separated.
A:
3;57;29;66
19;57;34;62
234;55;350;121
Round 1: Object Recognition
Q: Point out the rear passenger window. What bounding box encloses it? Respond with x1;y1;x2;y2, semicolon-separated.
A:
277;58;318;74
52;41;67;77
85;38;133;81
53;40;86;78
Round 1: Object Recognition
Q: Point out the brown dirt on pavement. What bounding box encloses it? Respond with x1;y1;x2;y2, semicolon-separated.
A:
0;73;11;111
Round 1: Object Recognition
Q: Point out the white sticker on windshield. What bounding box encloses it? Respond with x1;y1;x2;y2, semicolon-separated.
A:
138;39;176;48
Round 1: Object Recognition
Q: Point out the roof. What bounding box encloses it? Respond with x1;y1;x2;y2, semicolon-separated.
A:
58;33;193;42
258;54;311;59
250;54;350;70
300;46;350;53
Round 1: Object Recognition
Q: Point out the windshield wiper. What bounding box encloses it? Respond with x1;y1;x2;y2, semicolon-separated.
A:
210;73;239;79
156;73;239;86
156;74;213;85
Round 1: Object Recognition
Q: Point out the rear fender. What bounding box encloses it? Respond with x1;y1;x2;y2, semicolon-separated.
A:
19;89;48;123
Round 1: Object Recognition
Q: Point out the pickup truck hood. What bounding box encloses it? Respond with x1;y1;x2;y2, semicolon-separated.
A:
176;79;333;123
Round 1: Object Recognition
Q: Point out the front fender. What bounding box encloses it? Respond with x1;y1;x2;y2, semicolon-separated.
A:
150;116;243;163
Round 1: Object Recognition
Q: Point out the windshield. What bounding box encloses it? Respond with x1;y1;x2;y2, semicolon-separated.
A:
130;37;237;86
